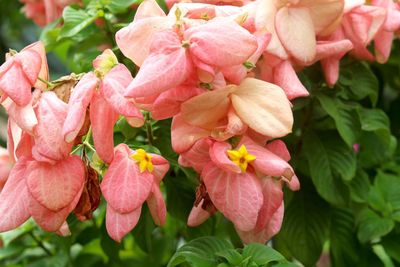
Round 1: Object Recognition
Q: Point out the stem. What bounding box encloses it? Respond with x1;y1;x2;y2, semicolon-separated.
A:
83;127;96;153
28;232;53;256
145;113;154;146
84;142;96;153
37;77;54;90
71;144;83;155
84;127;92;143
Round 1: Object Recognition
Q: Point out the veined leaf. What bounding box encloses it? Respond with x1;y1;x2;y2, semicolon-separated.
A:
330;208;359;267
356;208;394;243
277;181;330;266
106;0;139;13
167;237;233;267
242;244;286;265
303;131;355;205
317;94;361;147
59;7;98;39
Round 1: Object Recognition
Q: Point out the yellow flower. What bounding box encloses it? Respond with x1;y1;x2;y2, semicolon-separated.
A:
131;149;154;173
227;145;256;173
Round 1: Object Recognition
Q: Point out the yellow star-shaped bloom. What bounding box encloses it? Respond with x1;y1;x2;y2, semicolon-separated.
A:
131;149;154;173
227;145;256;173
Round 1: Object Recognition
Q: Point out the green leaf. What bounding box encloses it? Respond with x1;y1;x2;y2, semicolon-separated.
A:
168;237;233;267
358;108;390;133
106;0;139;13
317;94;361;147
164;171;197;222
303;131;354;205
39;20;62;50
329;208;360;267
0;243;25;261
339;62;378;105
115;117;140;141
381;234;400;263
215;249;243;265
242;244;285;265
368;172;400;220
356;208;394;243
131;206;156;253
349;169;371;203
59;7;98;39
358;133;397;168
277;180;330;266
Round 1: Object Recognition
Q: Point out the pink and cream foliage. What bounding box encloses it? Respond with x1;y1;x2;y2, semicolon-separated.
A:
1;0;400;247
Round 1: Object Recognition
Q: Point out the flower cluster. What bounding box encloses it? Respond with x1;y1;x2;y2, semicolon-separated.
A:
0;0;399;244
0;44;168;241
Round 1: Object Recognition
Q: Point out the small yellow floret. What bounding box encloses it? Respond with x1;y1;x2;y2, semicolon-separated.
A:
131;149;154;173
227;145;256;173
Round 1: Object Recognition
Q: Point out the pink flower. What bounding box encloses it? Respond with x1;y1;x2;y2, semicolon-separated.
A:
341;4;386;61
62;50;144;164
172;78;293;153
0;147;12;192
32;92;73;163
371;0;400;63
257;56;310;100
0;42;48;106
2;89;41;134
116;0;259;106
100;144;169;242
0;155;85;233
184;136;299;242
315;37;354;87
122;19;257;99
254;0;345;63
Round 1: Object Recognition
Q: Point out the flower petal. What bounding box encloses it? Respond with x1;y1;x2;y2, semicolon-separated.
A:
180;87;232;129
178;138;213;172
231;78;293;138
125;31;193;98
22;41;49;91
90;92;119;164
202;162;263;231
101;144;154;213
184;18;258;67
236;202;284;244
6;100;38;134
116;17;172;66
33;92;72;163
187;199;212;227
106;205;141;242
102;64;144;127
273;60;309;100
0;60;33;106
0;158;30;232
29;184;83;232
171;114;210;153
254;178;283;231
26;156;85;211
147;184;166;226
152;86;203;120
209;141;241;173
63;72;97;143
275;6;316;62
242;136;294;179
